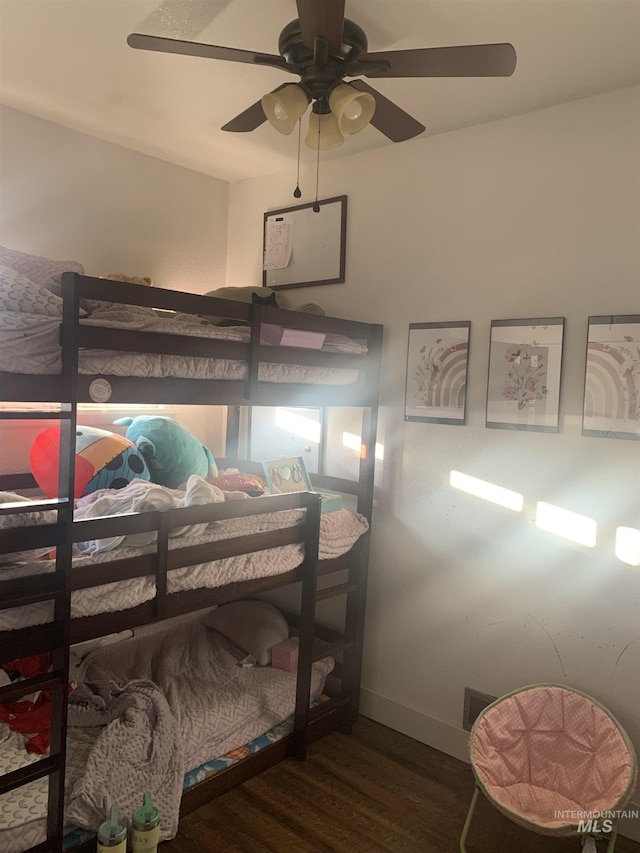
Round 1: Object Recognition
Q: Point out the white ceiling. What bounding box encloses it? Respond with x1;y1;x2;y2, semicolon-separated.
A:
1;0;639;183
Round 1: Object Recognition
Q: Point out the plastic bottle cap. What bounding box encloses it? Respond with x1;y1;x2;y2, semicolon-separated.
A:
132;791;160;830
97;805;127;845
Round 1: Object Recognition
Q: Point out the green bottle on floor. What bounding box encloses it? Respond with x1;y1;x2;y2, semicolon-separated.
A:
131;791;161;853
97;805;127;853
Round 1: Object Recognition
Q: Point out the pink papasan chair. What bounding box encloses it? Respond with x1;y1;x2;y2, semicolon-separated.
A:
460;684;638;852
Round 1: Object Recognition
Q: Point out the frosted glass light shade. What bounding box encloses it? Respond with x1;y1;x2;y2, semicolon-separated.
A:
304;111;344;150
261;84;309;135
328;84;376;135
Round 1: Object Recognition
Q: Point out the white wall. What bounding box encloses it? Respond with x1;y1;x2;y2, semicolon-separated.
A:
0;105;229;291
227;86;640;818
0;105;230;469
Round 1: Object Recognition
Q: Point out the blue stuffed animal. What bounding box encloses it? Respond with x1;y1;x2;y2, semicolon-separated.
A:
114;416;217;489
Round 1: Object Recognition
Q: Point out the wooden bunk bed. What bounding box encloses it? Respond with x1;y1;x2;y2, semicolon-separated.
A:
0;272;382;852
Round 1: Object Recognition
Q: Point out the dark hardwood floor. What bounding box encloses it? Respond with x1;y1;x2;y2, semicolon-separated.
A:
161;716;640;853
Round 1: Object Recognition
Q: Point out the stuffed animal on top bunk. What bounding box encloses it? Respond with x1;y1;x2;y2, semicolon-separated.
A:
114;416;217;489
200;286;326;326
30;425;151;499
100;273;154;286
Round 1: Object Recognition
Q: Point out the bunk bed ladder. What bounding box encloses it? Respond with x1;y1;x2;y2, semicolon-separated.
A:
300;558;364;735
291;395;380;758
345;402;379;726
337;553;366;731
0;402;77;852
291;494;322;761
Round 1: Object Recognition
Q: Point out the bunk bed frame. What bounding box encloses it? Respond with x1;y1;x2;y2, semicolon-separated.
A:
0;272;382;852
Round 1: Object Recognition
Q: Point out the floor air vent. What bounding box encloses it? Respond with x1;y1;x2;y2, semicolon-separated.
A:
463;687;497;731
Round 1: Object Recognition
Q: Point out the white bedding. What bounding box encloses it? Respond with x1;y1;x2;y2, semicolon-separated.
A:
0;304;365;384
69;622;333;838
0;725;99;853
0;616;333;851
0;478;369;631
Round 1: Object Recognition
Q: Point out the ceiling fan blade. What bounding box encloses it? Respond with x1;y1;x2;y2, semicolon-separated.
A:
221;99;268;133
295;0;345;54
127;33;290;73
350;80;425;142
360;43;517;78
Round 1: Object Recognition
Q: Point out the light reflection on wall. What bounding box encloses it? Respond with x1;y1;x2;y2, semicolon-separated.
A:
535;502;597;547
615;527;640;566
274;408;321;443
448;469;640;564
449;470;523;511
342;431;384;460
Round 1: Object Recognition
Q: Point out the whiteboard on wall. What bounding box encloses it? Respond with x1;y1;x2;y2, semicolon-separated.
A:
262;195;347;290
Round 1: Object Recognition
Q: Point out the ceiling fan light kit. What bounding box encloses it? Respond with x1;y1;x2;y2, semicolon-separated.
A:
262;83;310;135
329;83;376;136
128;0;516;149
263;81;375;148
305;110;344;150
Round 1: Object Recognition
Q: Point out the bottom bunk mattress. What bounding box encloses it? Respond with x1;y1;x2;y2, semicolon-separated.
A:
0;477;369;630
0;615;334;852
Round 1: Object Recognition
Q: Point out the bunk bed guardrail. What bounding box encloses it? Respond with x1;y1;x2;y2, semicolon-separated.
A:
0;273;383;407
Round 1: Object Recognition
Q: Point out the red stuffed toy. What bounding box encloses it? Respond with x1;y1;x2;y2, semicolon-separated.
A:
30;425;150;498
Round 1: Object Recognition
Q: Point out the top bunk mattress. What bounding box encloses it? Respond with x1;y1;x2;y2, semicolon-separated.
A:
0;304;366;385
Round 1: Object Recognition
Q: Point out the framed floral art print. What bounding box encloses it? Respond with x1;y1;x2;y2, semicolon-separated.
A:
582;315;640;440
486;317;565;433
404;321;470;425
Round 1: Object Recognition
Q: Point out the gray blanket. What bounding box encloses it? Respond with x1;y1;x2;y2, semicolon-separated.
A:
66;680;183;839
68;615;333;841
78;616;333;778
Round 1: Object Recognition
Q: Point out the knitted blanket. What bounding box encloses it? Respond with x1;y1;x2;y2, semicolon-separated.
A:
66;680;183;839
74;475;225;554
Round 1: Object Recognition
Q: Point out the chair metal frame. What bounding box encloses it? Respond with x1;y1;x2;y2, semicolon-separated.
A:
459;785;621;852
459;683;637;853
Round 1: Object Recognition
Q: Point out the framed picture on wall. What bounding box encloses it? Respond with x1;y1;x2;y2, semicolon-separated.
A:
582;315;640;441
404;321;470;425
486;318;565;433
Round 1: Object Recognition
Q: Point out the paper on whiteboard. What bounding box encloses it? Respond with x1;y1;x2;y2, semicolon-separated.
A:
264;219;293;270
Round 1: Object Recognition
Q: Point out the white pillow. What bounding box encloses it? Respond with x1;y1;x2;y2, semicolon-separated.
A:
0;310;59;331
0;264;65;317
202;600;289;665
0;244;84;297
0;264;88;318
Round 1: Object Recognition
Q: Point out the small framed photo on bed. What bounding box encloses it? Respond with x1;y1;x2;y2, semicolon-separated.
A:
582;315;640;441
404;321;470;425
486;317;565;433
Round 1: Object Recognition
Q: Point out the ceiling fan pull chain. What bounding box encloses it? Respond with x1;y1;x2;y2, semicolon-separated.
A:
293;118;302;198
313;114;321;213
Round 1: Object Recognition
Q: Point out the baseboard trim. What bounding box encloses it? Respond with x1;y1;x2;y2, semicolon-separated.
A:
358;688;640;843
359;688;471;763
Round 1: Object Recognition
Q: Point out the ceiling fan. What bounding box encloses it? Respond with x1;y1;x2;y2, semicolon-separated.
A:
128;0;516;150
